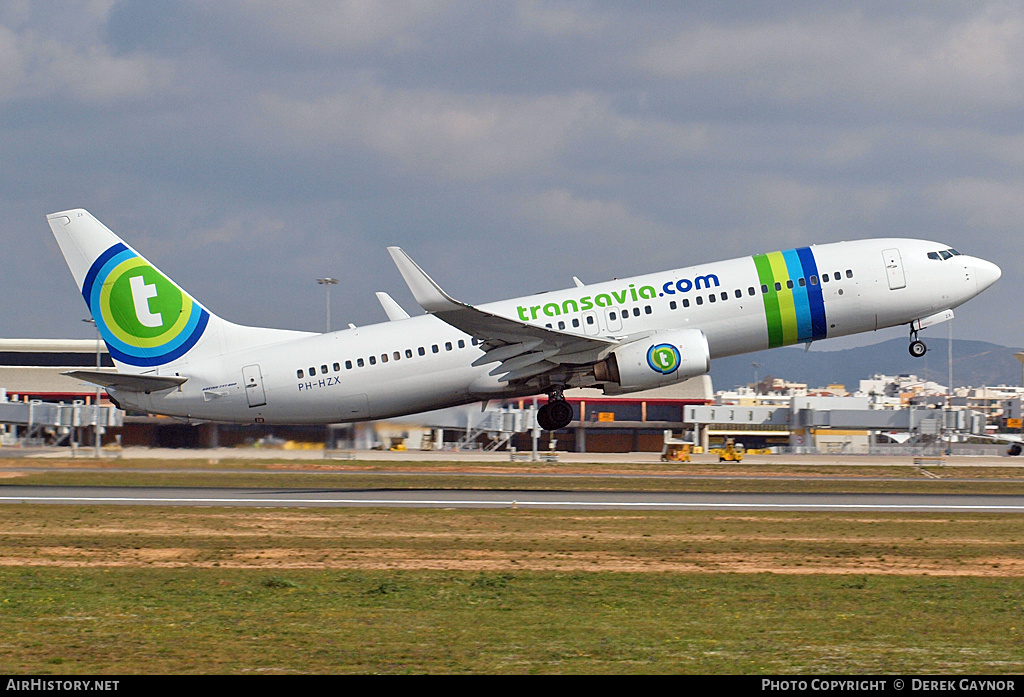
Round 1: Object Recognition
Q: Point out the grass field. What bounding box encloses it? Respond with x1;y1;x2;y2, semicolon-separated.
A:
2;456;1024;674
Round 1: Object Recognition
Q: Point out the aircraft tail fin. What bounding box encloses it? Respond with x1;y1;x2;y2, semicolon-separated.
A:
48;209;312;372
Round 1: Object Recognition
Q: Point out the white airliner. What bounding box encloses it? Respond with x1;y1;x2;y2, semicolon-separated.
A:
49;209;1001;431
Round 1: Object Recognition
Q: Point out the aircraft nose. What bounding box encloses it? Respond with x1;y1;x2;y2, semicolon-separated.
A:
974;258;1002;293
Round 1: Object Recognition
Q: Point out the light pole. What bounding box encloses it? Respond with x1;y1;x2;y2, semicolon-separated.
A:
82;318;102;458
316;278;339;333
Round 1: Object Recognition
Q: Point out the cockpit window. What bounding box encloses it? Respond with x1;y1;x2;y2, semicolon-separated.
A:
928;248;962;261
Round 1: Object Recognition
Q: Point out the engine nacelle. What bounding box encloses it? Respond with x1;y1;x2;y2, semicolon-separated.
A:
593;329;710;395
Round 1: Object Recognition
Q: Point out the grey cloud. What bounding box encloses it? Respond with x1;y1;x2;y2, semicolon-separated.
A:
1;1;1019;352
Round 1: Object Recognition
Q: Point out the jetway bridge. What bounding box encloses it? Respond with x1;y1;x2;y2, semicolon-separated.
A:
0;399;123;448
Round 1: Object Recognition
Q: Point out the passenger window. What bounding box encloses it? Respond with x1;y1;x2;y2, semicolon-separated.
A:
357;358;365;367
394;351;401;361
458;340;465;348
834;272;841;281
786;280;794;289
405;349;413;358
821;274;829;283
670;300;677;310
721;292;728;301
735;289;742;298
432;345;439;353
333;363;340;372
696;296;704;306
845;269;853;278
810;275;818;285
381;354;388;363
369;356;376;365
708;294;716;303
609;311;617;320
309;367;316;376
321;364;328;374
775;282;782;291
445;342;453;351
645;305;652;314
345;360;352;369
682;298;690;308
586;315;595;325
748;287;755;296
418;347;425;356
762;284;769;293
798;278;806;287
633;308;640;317
572;318;580;328
297;369;304;379
557;321;565;330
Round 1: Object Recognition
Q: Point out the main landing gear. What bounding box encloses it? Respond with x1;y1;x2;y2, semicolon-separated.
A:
909;327;927;358
537;387;573;431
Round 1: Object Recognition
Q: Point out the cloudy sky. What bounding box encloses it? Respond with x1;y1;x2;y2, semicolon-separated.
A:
3;1;1022;353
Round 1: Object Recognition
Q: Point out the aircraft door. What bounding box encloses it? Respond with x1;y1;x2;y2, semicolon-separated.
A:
883;248;906;290
605;308;623;332
242;364;267;408
582;311;600;336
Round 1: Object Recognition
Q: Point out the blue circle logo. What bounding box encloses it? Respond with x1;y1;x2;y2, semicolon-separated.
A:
647;343;681;375
82;243;209;367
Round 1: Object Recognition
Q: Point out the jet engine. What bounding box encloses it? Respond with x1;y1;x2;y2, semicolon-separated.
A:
593;329;710;395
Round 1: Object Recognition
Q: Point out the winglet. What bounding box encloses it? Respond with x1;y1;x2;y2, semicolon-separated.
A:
375;291;411;321
387;247;465;313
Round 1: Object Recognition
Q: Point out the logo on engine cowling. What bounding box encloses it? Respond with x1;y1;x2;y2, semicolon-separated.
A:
647;343;681;375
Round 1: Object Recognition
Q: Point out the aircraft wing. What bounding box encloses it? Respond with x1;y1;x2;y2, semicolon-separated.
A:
63;370;188;393
388;247;616;383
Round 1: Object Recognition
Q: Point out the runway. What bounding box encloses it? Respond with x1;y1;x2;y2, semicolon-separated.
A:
4;485;1024;512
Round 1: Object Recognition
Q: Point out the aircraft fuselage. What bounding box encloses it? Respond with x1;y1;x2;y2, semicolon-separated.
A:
117;237;997;424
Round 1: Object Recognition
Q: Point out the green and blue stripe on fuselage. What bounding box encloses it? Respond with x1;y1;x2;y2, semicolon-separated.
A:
753;247;828;348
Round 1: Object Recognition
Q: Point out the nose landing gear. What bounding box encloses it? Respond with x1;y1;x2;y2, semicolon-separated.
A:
909;328;927;358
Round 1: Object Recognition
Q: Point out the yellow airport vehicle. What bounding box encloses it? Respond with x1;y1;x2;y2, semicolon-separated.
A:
662;442;692;462
717;438;744;462
661;430;694;462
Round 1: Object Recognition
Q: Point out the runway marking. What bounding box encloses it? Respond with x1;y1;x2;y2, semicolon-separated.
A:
3;495;1024;512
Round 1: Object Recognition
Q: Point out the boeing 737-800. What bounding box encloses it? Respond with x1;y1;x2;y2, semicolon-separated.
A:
49;209;1001;431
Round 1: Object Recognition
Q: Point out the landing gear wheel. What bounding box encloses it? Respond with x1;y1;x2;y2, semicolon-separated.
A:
1009;444;1022;457
909;340;927;358
537;400;573;431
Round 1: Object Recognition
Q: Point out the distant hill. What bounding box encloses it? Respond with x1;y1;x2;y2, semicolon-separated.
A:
709;338;1024;392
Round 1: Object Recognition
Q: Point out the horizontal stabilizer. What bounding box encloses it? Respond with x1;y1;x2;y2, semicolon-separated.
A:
63;370;187;393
